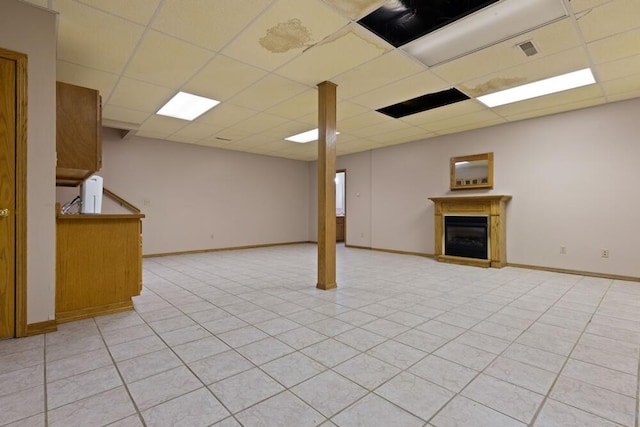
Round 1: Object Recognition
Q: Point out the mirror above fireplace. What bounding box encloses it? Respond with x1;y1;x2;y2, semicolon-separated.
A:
450;152;493;190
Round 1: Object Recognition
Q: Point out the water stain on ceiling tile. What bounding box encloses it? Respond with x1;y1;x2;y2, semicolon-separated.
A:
259;18;313;53
462;76;528;97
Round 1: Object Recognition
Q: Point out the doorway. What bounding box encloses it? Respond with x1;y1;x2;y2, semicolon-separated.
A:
0;47;27;338
335;170;346;244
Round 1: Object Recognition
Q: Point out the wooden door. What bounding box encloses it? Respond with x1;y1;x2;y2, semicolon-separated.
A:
0;55;16;338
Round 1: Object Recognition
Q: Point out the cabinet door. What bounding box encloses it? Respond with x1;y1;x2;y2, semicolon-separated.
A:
56;81;101;186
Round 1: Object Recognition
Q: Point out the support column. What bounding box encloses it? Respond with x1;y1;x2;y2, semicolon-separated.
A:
317;81;337;290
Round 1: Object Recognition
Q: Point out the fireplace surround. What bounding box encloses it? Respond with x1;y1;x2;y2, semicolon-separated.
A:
429;195;511;268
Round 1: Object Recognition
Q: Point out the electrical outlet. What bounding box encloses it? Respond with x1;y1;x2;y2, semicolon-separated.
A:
143;199;151;206
560;246;566;255
601;249;609;258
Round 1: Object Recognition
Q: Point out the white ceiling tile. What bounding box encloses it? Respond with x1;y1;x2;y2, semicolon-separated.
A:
183;54;267;101
229;74;309;110
588;28;640;64
56;60;119;99
349;71;448;110
76;0;160;25
596;54;640;82
432;19;582;85
266;90;318;119
570;0;616;13
138;115;188;136
102;105;151;125
323;0;386;20
423;109;505;132
493;84;603;116
577;0;640;42
276;26;389;86
168;122;221;140
125;30;213;88
502;97;606;122
263;121;315;139
222;0;349;71
601;74;640;98
337;111;391;132
332;50;425;99
152;0;271;51
196;103;258;128
225;112;289;133
54;0;145;74
400;100;486;127
607;88;640;103
349;118;416;138
435;118;506;136
107;78;175;113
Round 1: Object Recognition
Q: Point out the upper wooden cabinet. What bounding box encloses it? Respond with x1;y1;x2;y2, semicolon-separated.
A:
56;81;102;186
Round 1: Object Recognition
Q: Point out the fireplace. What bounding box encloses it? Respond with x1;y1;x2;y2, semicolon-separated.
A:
444;216;488;259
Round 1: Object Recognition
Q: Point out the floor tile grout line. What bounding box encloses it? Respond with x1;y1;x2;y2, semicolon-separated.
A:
43;336;48;427
527;277;618;426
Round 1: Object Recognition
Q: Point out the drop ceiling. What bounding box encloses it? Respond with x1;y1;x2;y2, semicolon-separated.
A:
23;0;640;161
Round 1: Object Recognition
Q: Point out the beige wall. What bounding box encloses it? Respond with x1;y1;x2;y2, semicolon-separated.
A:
1;1;57;324
312;98;640;278
64;129;311;255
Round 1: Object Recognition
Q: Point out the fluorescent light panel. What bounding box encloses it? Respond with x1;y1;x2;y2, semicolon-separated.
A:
477;68;596;107
285;128;340;144
401;0;568;67
157;91;220;121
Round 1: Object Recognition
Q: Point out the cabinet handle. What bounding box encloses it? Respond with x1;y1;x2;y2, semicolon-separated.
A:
0;208;9;217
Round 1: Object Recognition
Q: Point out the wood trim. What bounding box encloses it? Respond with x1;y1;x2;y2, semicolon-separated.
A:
345;244;434;259
143;241;310;258
507;263;640;283
429;195;511;268
56;301;133;324
57;213;145;220
26;320;57;336
103;187;141;213
0;48;28;337
437;254;491;268
317;81;337;290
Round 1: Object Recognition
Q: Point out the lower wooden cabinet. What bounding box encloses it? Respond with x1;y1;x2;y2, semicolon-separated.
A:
56;214;144;322
336;216;345;242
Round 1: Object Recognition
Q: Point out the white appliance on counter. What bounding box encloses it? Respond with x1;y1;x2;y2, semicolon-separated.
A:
80;175;103;214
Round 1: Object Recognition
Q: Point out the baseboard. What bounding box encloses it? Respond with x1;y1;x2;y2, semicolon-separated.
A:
56;301;134;324
507;263;640;282
26;320;57;336
345;244;434;259
144;241;311;258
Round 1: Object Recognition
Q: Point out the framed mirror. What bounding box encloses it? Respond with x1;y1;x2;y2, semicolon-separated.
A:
450;152;493;190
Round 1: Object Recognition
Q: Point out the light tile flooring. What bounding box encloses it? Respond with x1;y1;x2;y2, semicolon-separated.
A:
1;243;640;426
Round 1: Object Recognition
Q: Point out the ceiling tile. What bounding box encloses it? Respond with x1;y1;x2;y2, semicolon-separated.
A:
601;74;640;98
107;78;175;113
263;120;315;139
166;134;200;144
276;26;389;85
425;110;505;133
152;0;271;51
225;112;289;133
337;101;370;120
77;0;160;25
56;61;119;99
577;0;640;42
502;97;605;122
53;0;145;74
125;30;213;88
102;105;151;125
323;0;386;20
607;88;640;103
214;128;253;141
596;54;640;82
222;0;349;71
137;115;188;137
332;50;424;99
337;111;391;132
588;28;640;64
349;71;448;110
432;19;582;85
570;0;615;13
435;118;506;136
229;74;309;110
368;126;433;144
400;100;485;127
168;122;221;140
349;118;417;138
183;54;267;101
266;90;318;119
459;47;591;98
196;103;258;128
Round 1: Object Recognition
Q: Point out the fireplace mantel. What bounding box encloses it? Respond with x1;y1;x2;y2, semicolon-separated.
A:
429;195;511;268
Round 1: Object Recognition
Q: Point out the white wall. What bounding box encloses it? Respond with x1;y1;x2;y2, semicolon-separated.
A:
1;1;57;324
311;98;640;278
69;129;311;255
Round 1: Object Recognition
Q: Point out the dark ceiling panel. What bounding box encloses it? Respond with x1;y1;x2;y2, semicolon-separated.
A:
358;0;499;47
377;88;470;118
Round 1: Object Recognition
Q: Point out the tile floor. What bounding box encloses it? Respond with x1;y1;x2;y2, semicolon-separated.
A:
1;243;639;426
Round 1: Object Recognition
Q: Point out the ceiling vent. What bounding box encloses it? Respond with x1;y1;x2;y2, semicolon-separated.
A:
517;40;539;57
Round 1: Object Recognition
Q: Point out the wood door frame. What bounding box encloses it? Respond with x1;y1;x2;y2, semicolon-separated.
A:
336;169;346;245
0;47;28;337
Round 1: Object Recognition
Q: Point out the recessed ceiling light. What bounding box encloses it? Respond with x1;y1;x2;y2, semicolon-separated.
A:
157;91;220;121
285;128;340;144
477;68;596;108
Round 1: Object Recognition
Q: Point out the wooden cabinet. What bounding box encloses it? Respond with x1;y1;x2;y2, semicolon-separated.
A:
56;213;144;322
56;81;102;186
336;216;345;242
